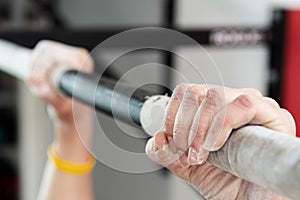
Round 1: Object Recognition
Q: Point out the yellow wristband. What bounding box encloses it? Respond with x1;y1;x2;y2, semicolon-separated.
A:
47;144;96;175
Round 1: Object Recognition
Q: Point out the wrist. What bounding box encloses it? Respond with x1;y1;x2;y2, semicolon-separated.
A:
52;141;91;163
53;121;92;163
48;144;96;174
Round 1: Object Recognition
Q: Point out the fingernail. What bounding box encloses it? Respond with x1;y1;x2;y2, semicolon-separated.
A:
188;147;207;165
202;122;222;151
157;144;171;160
188;147;198;165
147;143;179;167
202;132;216;151
159;148;179;166
237;95;252;108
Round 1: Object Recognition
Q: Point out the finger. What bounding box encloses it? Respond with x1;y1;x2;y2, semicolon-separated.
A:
27;44;57;91
263;97;280;108
202;94;255;151
30;40;93;74
145;132;191;180
252;107;296;136
187;87;261;165
173;85;208;152
27;62;61;103
163;84;191;135
28;73;69;107
145;131;179;167
202;94;293;151
27;43;45;72
277;108;296;136
240;88;263;97
27;41;93;100
163;84;191;155
187;87;226;165
50;43;92;72
176;148;190;167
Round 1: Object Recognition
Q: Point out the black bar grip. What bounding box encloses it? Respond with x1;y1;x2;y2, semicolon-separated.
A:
58;70;155;125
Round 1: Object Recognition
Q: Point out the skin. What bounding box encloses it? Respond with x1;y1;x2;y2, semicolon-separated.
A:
28;40;296;200
146;84;295;200
27;40;95;200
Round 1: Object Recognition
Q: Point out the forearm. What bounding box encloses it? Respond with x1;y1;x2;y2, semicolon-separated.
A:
37;161;94;200
236;181;289;200
37;123;94;200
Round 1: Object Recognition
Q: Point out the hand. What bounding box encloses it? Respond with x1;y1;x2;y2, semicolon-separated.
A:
27;40;94;161
27;40;93;125
146;84;295;200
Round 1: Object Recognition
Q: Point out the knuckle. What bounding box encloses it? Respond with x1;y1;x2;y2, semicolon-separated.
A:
185;85;201;96
171;84;190;102
280;108;296;133
234;94;253;109
263;97;280;108
243;88;262;97
204;87;224;108
78;47;89;57
85;56;95;71
183;85;207;104
182;86;200;105
69;48;92;71
280;108;292;117
35;40;53;50
173;84;190;97
34;40;56;57
76;48;94;72
76;48;90;63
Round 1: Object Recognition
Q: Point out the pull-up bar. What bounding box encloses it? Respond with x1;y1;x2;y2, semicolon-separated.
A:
0;40;299;199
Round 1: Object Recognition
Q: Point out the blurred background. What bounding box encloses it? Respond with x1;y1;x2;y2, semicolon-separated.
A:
0;0;299;199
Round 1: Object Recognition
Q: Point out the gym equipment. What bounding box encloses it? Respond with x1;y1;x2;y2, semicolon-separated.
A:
278;10;300;138
0;6;300;199
0;9;299;136
0;37;300;199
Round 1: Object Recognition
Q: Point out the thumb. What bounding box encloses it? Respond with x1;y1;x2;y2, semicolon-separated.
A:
145;131;179;167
